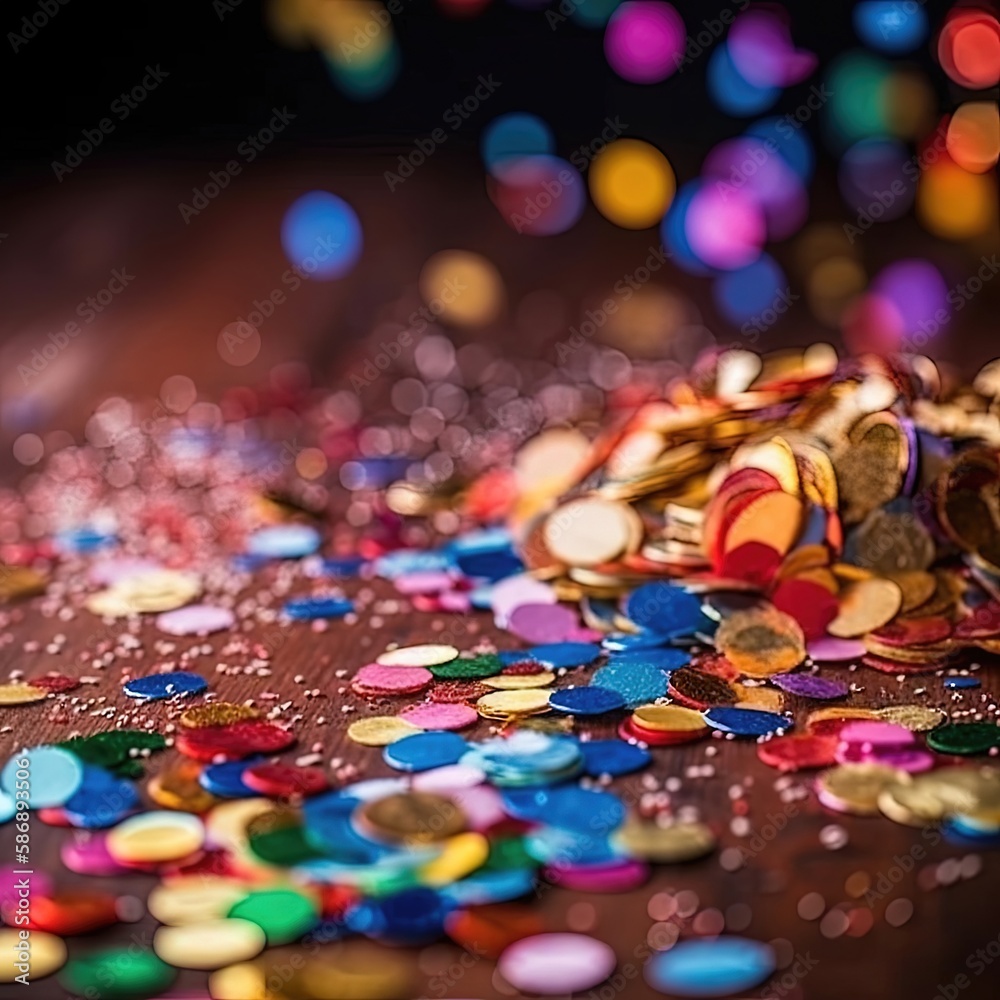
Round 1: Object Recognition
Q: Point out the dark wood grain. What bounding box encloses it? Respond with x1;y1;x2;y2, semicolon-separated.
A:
2;573;999;1000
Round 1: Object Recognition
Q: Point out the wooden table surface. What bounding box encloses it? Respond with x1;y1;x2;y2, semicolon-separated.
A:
1;173;1000;1000
1;566;999;1000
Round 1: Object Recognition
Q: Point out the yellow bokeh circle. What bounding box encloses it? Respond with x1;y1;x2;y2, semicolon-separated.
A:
419;250;505;327
917;159;997;240
589;139;676;230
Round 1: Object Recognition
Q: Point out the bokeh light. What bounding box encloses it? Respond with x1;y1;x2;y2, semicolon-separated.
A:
708;43;781;117
324;44;401;100
728;8;817;87
807;256;867;327
589;139;675;229
745;117;815;181
601;286;700;355
871;259;949;342
686;185;766;270
438;0;493;16
853;1;928;54
281;191;363;279
842;291;906;355
838;137;913;222
938;9;1000;90
419;250;506;327
661;182;714;276
824;52;892;148
884;68;937;140
917;156;998;240
946;102;1000;174
481;113;555;173
488;155;586;236
604;1;685;84
713;253;788;327
306;1;401;100
703;136;808;241
570;0;624;28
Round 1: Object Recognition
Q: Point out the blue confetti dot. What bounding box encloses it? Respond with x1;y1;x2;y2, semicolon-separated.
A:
63;767;139;828
579;739;652;777
944;676;981;690
200;759;259;798
455;548;523;582
374;549;453;579
592;660;668;709
122;672;207;701
55;526;117;554
526;642;603;669
703;707;791;737
284;596;354;620
383;732;469;772
2;746;83;808
548;685;626;716
440;868;537;906
347;887;450;945
602;631;672;652
525;826;618;866
606;647;691;672
645;937;776;996
501;786;626;833
321;556;366;577
303;792;393;864
625;583;708;636
247;525;321;560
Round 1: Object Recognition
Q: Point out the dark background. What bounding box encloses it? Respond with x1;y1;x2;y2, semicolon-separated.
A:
0;0;993;460
3;0;954;172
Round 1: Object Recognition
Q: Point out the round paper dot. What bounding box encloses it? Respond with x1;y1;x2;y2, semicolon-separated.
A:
498;933;616;995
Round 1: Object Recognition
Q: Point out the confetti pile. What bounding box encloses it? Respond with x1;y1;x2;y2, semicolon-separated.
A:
0;345;999;996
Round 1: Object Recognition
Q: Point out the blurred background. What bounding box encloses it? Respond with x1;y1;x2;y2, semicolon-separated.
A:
2;0;999;474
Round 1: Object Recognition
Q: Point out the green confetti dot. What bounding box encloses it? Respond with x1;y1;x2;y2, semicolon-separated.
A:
60;949;176;999
228;889;319;945
927;722;1000;756
430;654;503;680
